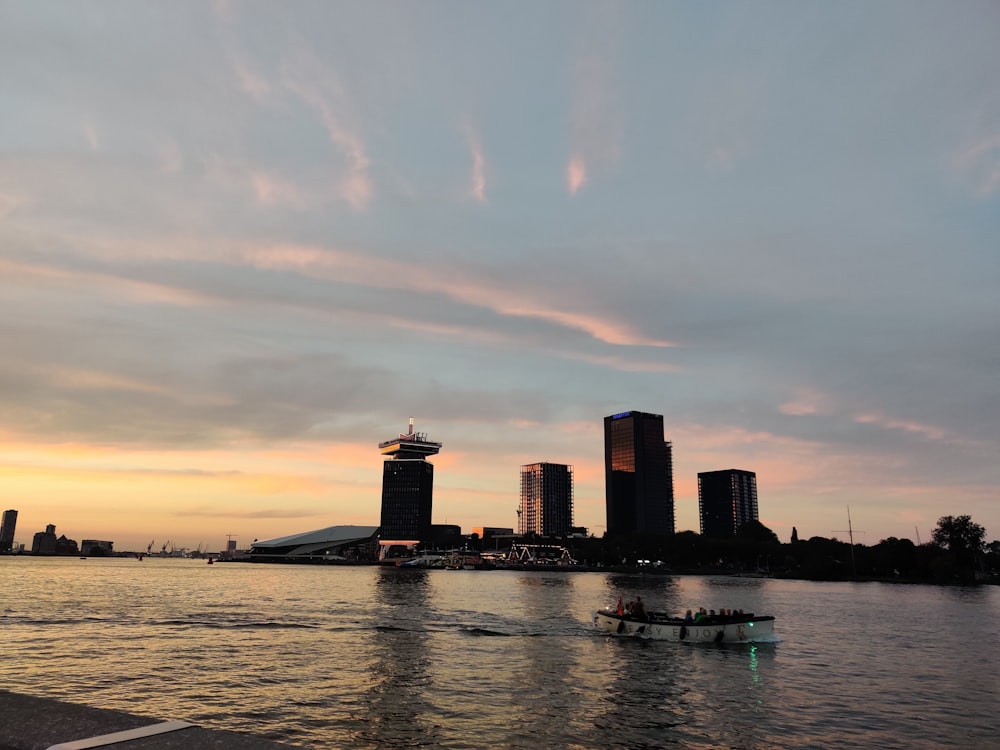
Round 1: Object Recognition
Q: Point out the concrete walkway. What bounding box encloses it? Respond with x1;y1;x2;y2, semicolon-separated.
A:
0;691;300;750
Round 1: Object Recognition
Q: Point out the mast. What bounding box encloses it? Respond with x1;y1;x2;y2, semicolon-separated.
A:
847;506;856;576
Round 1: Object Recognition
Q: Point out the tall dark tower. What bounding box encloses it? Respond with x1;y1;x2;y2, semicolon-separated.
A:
604;411;675;536
378;418;442;547
698;469;758;538
0;509;18;553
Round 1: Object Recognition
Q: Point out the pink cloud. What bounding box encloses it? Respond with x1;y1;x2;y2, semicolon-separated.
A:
567;155;587;195
779;387;833;416
854;412;952;442
248;243;673;347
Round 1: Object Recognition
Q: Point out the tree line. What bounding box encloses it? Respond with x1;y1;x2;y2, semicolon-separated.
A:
537;514;997;583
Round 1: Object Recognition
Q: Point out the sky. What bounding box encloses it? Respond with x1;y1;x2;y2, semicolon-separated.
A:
1;1;998;554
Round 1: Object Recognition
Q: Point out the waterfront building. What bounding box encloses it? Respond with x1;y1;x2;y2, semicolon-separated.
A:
604;411;675;536
378;418;442;550
698;469;759;538
519;462;574;537
80;540;114;556
0;509;17;552
30;524;78;555
31;524;58;555
249;525;380;561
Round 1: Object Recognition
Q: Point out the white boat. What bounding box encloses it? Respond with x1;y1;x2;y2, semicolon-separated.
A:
593;608;776;643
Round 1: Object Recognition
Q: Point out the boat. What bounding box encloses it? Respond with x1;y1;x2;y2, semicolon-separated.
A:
593;607;776;643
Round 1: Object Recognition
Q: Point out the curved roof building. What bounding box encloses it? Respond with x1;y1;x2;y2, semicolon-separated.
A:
249;525;379;560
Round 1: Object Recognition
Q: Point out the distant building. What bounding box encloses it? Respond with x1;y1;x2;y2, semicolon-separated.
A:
698;469;759;538
378;418;442;549
429;524;462;548
604;411;675;536
31;524;78;555
519;462;574;537
470;526;516;551
81;540;114;556
32;524;58;555
0;509;17;552
470;526;515;541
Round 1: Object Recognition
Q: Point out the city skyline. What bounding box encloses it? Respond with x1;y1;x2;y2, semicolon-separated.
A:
2;3;998;551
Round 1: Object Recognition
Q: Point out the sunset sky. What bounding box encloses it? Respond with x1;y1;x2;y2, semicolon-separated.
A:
2;1;998;553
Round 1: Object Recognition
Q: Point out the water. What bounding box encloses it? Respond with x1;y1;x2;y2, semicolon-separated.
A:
2;558;998;749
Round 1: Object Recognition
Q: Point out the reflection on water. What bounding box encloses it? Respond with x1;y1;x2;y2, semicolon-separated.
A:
2;559;998;749
352;568;439;747
503;574;581;747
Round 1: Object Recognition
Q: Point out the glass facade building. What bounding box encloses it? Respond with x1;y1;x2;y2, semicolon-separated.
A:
698;469;758;538
519;462;574;537
604;411;675;536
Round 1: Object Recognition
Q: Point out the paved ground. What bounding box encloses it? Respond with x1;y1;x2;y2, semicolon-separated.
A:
0;691;300;750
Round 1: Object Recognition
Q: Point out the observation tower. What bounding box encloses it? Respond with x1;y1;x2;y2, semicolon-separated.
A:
378;418;442;558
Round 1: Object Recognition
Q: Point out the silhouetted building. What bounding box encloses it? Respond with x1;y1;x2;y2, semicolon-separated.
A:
378;418;442;548
80;540;114;556
429;524;462;548
0;509;17;552
698;469;758;538
604;411;675;536
32;524;58;555
30;524;78;555
519;462;574;537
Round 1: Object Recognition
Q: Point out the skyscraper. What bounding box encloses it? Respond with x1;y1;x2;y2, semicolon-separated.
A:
0;509;17;552
698;469;758;538
378;418;442;545
604;411;675;536
519;462;574;537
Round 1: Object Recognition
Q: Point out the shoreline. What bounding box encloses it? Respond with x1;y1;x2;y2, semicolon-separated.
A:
0;690;299;750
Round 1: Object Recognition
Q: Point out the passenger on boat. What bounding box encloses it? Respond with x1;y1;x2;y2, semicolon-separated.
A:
683;609;694;624
616;596;624;616
631;596;647;620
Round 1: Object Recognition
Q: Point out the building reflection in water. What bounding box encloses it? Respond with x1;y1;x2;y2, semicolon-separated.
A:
498;574;592;745
349;567;441;748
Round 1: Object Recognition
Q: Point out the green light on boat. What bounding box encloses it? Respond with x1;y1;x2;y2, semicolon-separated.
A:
749;622;754;627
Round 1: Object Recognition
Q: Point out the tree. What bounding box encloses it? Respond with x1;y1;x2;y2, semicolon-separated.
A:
931;515;986;555
735;520;780;545
791;527;799;544
931;515;986;580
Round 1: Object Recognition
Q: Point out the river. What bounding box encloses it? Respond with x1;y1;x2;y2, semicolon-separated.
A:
1;557;998;748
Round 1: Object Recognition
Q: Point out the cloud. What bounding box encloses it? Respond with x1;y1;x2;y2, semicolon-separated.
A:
465;124;487;203
779;388;834;416
245;243;674;347
566;6;623;194
567;155;586;195
83;124;99;151
953;133;1000;197
0;191;25;217
281;60;372;211
180;506;325;519
853;412;955;443
252;172;304;207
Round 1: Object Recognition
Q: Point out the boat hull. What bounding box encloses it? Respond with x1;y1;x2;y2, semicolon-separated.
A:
593;610;775;643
